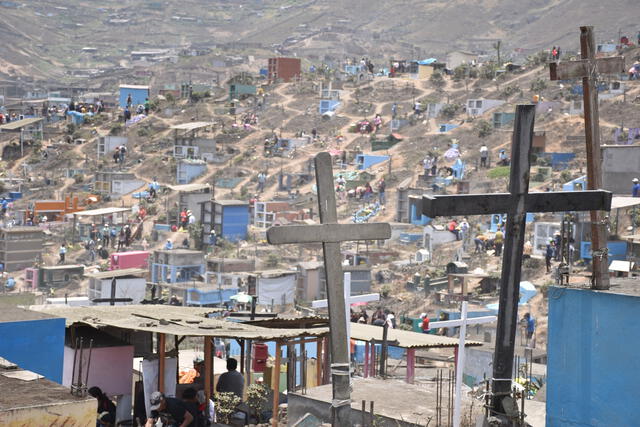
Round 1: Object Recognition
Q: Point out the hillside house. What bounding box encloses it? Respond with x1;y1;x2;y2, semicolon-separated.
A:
229;83;257;101
24;195;84;223
150;249;205;284
466;99;505;116
176;159;207;184
94;170;144;195
296;262;372;302
253;200;309;229
118;85;149;108
97;135;128;157
109;251;150;270
356;153;390;170
199;199;249;242
268;57;301;83
247;269;297;307
493;112;515;128
602;145;640;194
72;207;131;241
171;122;216;161
169;183;211;223
86;268;147;305
38;265;85;288
446;51;479;69
0;227;44;272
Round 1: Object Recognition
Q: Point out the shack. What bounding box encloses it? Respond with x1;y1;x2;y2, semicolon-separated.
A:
0;227;44;272
86;268;148;305
119;84;149;108
170;122;216;161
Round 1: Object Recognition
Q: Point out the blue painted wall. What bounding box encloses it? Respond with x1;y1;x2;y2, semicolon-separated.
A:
355;154;390;170
580;241;626;261
0;318;65;383
547;287;640;426
220;204;249;242
119;87;150;108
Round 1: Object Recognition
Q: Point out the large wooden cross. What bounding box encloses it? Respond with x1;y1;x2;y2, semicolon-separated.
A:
420;105;612;418
549;25;625;290
267;152;391;426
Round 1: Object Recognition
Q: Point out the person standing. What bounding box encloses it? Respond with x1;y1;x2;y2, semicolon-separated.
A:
391;102;397;119
377;178;386;205
494;230;504;256
545;240;554;273
632;178;640;197
257;172;266;193
59;244;67;264
523;313;536;346
479;144;489;168
420;313;430;334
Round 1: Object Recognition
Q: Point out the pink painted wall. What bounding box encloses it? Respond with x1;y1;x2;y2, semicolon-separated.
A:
63;345;134;396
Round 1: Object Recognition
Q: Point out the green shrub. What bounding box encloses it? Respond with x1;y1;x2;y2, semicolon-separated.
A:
488;166;511;179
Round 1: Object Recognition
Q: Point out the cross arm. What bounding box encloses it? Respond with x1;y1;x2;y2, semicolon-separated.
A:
549;56;625;80
312;293;380;308
421;190;612;217
267;223;392;245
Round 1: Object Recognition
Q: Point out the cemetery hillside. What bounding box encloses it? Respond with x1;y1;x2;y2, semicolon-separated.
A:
0;2;639;427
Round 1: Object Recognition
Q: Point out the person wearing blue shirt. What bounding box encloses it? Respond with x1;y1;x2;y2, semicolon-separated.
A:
523;313;535;343
164;239;173;250
632;178;640;197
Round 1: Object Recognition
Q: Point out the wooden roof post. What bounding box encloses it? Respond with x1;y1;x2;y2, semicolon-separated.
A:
158;333;166;393
271;341;282;427
204;336;213;403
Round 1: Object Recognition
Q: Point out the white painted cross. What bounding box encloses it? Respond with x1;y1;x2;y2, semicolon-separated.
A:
311;272;380;357
430;302;497;427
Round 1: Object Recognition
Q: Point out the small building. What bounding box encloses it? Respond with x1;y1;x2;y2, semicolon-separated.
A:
355;153;390;170
438;123;459;133
319;99;340;114
466;99;505;116
150;249;206;284
72;207;131;241
248;269;297;306
296;261;324;301
206;257;255;274
547;281;640;427
25;195;84;223
492;111;515;128
602;145;640;194
109;251;150;270
94;170;145;195
200;199;250;242
38;265;85;288
539;152;576;170
0;306;65;382
170;122;216;161
268;57;302;83
253;200;309;229
97;135;128;157
562;175;587;192
446;51;478;69
176;159;207;184
0;359;95;425
86;268;148;305
532;130;547;153
169;183;212;223
118;84;150;108
229;83;256;101
0;227;44;272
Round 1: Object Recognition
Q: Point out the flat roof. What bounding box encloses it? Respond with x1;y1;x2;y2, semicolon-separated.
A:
40;264;85;271
167;183;211;192
85;268;148;279
0;117;44;131
0;359;94;409
611;196;640;210
170;121;215;131
349;323;482;349
30;305;329;340
214;199;248;206
0;227;43;233
119;84;149;90
73;207;130;217
0;305;60;323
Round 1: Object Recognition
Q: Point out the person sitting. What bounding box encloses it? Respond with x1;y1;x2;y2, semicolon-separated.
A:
88;387;116;426
146;391;193;427
216;358;244;399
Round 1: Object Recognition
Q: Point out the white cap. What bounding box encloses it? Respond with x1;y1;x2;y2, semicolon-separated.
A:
634;178;639;183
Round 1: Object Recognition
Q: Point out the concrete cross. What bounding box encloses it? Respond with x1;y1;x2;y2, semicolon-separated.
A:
549;26;625;290
267;152;391;426
430;302;496;427
312;272;381;359
420;105;612;419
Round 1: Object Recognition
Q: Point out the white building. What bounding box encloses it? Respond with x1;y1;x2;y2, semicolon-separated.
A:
86;268;147;305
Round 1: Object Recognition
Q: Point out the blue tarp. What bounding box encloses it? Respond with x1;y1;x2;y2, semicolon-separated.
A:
418;58;437;65
486;281;537;314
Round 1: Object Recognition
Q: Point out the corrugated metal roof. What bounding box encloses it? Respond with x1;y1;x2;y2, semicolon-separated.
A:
29;305;329;340
85;268;147;279
612;196;640;210
0;117;44;131
350;323;482;349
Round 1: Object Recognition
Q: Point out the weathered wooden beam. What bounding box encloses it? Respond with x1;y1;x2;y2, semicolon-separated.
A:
549;56;625;80
267;222;391;244
421;190;612;217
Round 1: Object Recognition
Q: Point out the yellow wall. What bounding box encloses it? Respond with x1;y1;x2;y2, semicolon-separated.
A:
418;65;435;79
0;399;96;427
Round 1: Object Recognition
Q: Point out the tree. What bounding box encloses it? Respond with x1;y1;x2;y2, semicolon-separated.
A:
440;104;459;120
493;40;502;65
475;119;493;138
429;72;446;90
